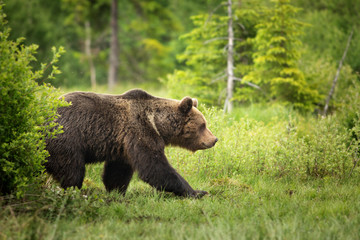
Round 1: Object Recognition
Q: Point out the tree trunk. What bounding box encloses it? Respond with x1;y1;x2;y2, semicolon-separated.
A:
108;0;119;91
85;20;96;90
224;0;234;113
323;29;354;116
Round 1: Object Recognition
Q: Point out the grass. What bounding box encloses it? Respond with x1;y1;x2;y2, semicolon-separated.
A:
2;174;360;239
1;86;360;239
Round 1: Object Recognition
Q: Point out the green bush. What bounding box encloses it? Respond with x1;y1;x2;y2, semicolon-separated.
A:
0;6;67;197
338;79;360;143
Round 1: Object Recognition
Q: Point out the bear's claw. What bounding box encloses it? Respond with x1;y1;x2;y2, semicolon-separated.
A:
192;190;208;199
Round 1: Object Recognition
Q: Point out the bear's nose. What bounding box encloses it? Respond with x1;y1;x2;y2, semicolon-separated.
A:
214;138;218;144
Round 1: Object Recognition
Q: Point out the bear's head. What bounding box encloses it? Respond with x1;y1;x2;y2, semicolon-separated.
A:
175;97;218;152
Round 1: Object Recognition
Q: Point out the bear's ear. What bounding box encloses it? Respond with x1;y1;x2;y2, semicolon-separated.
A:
192;98;198;108
179;97;193;114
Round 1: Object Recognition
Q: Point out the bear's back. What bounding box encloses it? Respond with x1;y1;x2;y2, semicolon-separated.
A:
61;89;161;108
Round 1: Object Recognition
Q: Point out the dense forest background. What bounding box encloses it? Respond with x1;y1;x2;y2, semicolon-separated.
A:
4;0;360;112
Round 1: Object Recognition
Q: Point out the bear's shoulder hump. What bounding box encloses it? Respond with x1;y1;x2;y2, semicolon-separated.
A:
120;89;155;100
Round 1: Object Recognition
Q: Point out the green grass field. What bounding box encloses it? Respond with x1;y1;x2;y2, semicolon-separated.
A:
2;172;360;239
1;87;359;240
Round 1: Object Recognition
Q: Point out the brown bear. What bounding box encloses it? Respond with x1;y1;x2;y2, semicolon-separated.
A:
45;89;218;198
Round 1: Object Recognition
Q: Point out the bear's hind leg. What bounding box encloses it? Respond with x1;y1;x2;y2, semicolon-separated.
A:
60;164;85;189
102;160;134;194
46;152;86;190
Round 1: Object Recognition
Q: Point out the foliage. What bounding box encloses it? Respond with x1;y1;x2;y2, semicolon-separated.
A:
295;0;360;73
166;1;259;106
5;0;222;88
0;6;67;197
243;0;319;111
168;0;345;111
4;0;359;113
60;0;112;87
4;0;68;86
166;107;359;180
336;77;360;152
299;49;358;112
165;0;359;113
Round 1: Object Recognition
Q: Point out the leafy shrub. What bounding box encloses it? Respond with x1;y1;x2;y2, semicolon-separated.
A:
293;116;356;178
338;79;360;143
0;6;67;197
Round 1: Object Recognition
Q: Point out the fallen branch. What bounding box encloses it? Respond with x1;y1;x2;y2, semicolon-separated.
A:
233;77;262;90
323;29;354;116
244;81;262;90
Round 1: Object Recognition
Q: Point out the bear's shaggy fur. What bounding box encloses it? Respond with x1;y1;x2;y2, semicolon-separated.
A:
45;89;218;198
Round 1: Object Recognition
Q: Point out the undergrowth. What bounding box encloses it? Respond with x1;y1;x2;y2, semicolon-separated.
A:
168;106;359;180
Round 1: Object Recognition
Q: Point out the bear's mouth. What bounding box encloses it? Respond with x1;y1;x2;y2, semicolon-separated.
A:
201;139;218;149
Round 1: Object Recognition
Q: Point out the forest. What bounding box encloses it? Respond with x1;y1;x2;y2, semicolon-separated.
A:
5;0;360;109
1;0;360;239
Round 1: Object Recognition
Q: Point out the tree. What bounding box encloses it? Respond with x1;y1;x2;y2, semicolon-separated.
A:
167;0;258;107
244;0;319;110
85;20;96;89
224;0;235;113
5;0;221;88
62;0;104;89
0;5;67;197
108;0;119;91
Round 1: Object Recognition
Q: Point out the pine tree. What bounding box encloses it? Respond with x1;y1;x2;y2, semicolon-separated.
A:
244;0;319;110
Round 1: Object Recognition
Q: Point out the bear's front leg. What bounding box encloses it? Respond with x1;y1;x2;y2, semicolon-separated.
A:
129;147;207;198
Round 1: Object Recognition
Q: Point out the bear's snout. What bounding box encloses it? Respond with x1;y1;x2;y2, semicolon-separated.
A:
201;136;218;149
211;137;219;146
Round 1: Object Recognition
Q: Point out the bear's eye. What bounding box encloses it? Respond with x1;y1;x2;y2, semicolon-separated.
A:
200;123;206;131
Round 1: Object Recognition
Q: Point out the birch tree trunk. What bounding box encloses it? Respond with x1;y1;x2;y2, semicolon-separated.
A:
224;0;234;113
323;29;354;116
108;0;119;91
85;20;96;90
